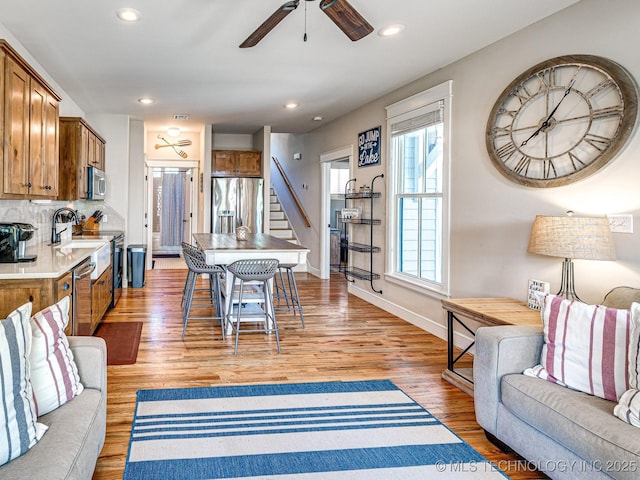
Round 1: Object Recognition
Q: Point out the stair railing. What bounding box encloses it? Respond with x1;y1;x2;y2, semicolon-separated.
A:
272;156;311;228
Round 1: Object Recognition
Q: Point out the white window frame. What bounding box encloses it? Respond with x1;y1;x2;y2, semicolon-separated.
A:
385;80;452;297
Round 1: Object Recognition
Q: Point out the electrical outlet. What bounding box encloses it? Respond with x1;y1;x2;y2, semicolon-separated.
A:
102;215;108;223
607;214;633;233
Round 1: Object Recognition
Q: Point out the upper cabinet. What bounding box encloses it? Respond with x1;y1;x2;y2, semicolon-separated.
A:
0;40;61;199
58;117;106;200
212;150;262;177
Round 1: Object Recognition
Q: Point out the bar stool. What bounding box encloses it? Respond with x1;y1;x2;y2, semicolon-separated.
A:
181;243;225;339
226;258;280;355
273;263;305;328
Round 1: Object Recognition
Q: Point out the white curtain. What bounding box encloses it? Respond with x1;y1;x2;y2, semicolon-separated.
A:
160;171;186;246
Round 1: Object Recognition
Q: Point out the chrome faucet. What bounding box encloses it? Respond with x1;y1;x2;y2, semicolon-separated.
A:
52;208;78;244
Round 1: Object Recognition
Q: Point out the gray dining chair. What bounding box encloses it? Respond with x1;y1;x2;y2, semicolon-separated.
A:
181;242;225;340
273;263;305;328
226;258;280;355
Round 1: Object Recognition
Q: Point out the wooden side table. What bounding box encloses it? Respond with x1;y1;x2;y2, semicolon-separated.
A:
441;298;541;396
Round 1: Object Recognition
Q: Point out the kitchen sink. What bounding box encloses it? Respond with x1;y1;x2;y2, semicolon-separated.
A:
55;239;111;280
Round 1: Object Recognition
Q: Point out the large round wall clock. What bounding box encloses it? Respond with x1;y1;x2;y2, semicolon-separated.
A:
486;55;638;187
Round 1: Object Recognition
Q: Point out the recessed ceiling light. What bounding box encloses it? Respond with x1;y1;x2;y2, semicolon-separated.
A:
138;97;155;105
117;8;142;23
313;116;323;121
285;102;299;110
378;24;405;37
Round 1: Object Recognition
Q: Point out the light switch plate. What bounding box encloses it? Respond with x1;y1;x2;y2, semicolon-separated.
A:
607;214;633;233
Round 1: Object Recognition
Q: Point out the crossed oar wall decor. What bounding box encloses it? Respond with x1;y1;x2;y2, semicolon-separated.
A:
155;135;192;158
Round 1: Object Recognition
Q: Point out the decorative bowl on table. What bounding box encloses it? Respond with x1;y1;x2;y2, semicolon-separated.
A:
236;226;250;241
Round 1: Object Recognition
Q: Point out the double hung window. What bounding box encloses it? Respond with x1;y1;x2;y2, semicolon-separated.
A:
386;81;451;295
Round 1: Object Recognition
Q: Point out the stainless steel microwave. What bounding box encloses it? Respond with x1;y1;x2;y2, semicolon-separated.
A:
88;166;106;200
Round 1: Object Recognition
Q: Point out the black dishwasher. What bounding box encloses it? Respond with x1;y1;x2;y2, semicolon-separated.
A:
111;233;124;307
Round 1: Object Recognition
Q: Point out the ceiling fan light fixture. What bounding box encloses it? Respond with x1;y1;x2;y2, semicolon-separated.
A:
378;24;405;37
116;8;142;23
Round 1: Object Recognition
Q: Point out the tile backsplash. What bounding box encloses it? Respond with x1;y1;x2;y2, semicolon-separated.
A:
0;199;125;246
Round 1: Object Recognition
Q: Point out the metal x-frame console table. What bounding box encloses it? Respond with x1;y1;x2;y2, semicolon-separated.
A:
441;297;541;396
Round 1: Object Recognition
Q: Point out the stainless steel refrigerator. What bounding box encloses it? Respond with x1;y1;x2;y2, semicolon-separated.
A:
211;177;264;234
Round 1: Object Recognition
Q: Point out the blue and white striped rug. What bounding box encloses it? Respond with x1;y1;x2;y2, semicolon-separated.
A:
124;380;508;479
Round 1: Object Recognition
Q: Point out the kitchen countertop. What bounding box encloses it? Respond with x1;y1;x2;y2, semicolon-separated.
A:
0;235;114;280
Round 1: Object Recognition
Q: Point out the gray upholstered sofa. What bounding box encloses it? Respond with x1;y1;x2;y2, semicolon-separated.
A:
0;336;107;480
474;325;640;480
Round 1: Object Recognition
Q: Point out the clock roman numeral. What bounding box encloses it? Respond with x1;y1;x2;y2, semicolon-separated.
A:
592;106;623;120
543;159;557;178
492;125;512;139
538;67;558;90
583;133;612;151
496;142;517;160
568;151;586;171
497;107;518;119
513;84;534;105
513;156;531;176
585;79;614;98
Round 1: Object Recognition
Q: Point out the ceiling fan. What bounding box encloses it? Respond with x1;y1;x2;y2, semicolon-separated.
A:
239;0;373;48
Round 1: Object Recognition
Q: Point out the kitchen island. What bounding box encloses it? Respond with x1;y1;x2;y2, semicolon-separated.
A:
193;233;309;333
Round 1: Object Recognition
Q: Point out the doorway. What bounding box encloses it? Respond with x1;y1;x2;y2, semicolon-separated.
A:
320;145;353;279
151;168;192;255
145;160;199;270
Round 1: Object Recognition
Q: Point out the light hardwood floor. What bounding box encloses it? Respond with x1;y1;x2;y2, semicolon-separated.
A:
93;269;546;479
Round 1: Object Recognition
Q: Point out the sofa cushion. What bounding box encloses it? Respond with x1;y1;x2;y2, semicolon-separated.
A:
0;303;48;467
29;296;84;416
524;294;630;402
0;388;105;480
502;373;640;470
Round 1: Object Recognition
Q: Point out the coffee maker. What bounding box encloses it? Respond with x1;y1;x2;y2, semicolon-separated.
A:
0;223;37;263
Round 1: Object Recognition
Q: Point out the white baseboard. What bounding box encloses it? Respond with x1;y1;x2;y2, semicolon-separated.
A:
347;283;474;353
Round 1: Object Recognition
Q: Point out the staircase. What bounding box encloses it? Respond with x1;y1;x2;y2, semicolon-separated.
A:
269;188;298;243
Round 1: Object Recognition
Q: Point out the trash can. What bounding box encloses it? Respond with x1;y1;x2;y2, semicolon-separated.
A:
127;244;147;288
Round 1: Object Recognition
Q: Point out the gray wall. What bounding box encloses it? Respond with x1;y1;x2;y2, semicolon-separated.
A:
272;0;640;338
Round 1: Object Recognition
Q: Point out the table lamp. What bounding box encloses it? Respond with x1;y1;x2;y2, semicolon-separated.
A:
527;212;616;302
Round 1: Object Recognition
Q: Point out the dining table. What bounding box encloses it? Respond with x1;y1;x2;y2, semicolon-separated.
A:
193;233;310;332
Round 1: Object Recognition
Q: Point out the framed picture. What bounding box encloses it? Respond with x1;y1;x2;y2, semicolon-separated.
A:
527;279;550;310
358;126;381;168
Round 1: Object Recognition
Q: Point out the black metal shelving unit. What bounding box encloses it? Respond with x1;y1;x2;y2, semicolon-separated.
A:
341;173;384;294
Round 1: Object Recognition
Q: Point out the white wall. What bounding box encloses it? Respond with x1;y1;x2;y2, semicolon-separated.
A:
280;0;640;338
86;114;130;228
127;120;146;244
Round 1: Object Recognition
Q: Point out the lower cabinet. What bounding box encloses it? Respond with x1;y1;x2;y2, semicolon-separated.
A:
90;264;112;334
0;271;74;333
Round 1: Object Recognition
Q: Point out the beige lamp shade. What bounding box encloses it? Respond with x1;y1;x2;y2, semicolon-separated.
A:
528;215;616;261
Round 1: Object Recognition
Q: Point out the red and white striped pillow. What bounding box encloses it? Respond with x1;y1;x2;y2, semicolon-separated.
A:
614;302;640;425
524;293;630;402
29;296;84;416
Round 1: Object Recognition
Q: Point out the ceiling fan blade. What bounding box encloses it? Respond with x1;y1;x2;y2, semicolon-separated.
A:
319;0;373;42
240;0;300;48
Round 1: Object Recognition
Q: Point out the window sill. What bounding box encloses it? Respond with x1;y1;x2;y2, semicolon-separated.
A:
384;272;448;299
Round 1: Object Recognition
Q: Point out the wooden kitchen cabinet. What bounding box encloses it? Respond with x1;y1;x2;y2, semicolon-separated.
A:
58;117;106;200
0;41;61;199
90;264;112;335
212;150;262;177
0;271;73;332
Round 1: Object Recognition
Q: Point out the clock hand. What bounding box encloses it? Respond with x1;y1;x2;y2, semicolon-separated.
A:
520;80;575;147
